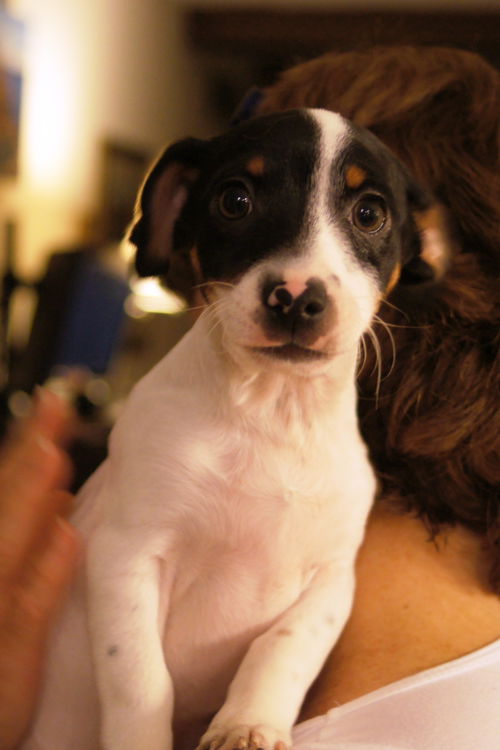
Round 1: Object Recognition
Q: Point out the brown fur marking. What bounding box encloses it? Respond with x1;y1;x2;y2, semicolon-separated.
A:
345;164;367;190
246;155;266;177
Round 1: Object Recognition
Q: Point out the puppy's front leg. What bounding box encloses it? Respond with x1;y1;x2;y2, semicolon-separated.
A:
87;526;175;750
198;563;356;750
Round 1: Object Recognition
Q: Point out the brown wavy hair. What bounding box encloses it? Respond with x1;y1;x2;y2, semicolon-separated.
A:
258;46;500;592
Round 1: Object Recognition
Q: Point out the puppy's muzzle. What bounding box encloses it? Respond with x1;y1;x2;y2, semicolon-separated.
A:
261;277;334;348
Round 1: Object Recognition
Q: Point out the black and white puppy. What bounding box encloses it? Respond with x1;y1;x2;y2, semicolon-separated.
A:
23;109;450;750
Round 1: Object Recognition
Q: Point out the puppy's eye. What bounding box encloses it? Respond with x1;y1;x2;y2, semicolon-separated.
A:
352;197;387;233
217;184;253;220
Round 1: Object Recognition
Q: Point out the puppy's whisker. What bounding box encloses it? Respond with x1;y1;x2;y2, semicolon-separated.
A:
364;326;383;406
184;302;211;314
207;318;224;340
374;321;422;330
195;302;223;335
197;301;216;323
201;294;226;315
356;334;368;377
193;279;236;307
192;280;236;292
378;297;410;321
372;314;397;380
203;298;230;339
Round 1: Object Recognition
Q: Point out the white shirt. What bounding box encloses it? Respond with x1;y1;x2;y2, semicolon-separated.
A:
293;638;500;749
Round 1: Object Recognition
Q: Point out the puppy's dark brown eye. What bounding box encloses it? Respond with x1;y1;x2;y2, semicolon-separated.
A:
217;184;253;220
352;197;387;233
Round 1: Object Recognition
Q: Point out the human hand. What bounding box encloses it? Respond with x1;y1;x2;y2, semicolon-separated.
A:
0;389;80;750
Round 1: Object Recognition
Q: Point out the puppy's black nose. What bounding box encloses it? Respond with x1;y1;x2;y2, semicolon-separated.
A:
262;277;332;345
265;278;329;319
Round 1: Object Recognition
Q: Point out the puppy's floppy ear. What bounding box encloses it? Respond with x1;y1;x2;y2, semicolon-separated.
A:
399;178;455;286
129;138;207;278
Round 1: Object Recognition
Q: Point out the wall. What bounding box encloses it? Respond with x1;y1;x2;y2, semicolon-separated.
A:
2;0;209;279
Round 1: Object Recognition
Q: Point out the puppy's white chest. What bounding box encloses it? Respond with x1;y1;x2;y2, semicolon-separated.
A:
160;489;337;720
155;431;369;710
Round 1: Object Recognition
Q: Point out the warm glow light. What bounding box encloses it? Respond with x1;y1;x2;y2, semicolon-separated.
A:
127;277;186;316
120;239;186;315
23;27;77;189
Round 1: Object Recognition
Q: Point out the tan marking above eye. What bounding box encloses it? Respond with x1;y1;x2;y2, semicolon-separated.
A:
345;165;367;190
246;156;266;176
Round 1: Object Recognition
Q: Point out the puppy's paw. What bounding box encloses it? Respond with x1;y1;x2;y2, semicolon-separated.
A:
196;724;291;750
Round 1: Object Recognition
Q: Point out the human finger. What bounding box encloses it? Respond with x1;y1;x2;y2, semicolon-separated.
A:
0;433;72;590
7;512;81;648
3;386;73;452
0;485;75;626
0;512;80;750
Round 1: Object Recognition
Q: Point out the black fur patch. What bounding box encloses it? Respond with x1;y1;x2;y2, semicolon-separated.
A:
173;111;319;282
331;125;422;289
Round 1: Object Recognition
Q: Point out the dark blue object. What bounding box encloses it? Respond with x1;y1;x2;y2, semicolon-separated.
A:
53;256;129;374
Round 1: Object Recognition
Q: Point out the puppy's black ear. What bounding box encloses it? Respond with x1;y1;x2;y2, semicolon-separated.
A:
399;180;455;286
129;138;207;278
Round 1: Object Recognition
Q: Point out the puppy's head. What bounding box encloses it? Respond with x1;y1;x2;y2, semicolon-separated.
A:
129;109;452;373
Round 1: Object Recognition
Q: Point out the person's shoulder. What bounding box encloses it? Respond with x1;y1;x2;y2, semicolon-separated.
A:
293;638;500;750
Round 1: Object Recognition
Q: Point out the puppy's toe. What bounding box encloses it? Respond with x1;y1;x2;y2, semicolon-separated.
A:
196;724;291;750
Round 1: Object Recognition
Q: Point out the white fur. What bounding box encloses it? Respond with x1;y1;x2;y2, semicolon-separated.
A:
23;111;378;750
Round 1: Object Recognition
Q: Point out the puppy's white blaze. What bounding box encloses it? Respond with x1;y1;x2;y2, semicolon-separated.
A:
308;109;380;336
308;108;349;163
308;110;348;221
